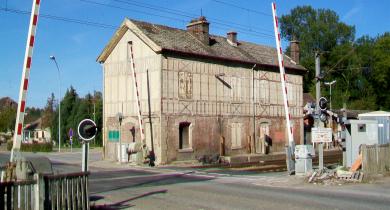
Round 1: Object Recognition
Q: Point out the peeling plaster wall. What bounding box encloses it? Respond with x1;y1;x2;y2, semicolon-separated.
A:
160;55;303;163
103;29;162;161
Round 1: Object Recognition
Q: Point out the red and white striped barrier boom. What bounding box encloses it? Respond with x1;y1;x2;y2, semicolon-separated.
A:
11;0;42;162
271;2;294;147
128;42;146;143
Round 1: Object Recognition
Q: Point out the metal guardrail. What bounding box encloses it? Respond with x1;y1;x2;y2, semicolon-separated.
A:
0;179;37;210
1;171;90;210
42;171;90;210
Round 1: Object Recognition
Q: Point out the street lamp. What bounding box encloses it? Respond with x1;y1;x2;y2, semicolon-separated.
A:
324;80;336;110
49;55;61;152
116;112;123;163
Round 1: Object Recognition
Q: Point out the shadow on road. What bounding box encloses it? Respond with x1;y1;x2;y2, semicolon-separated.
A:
91;190;167;210
90;171;214;195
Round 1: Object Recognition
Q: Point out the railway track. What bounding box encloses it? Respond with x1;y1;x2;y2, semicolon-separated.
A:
191;150;343;173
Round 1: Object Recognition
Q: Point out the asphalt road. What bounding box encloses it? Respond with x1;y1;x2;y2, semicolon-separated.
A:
2;150;390;210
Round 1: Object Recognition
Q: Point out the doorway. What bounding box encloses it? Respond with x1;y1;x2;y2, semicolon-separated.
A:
258;122;270;154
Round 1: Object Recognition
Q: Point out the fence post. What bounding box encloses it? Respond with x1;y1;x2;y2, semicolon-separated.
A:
361;144;367;174
34;173;44;210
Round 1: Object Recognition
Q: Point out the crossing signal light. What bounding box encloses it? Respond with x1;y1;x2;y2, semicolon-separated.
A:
319;97;328;111
78;119;97;142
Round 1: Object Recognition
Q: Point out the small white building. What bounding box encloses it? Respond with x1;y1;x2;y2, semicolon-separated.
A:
23;118;51;143
359;111;390;144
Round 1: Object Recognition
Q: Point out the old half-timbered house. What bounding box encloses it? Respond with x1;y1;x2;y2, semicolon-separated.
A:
97;17;306;165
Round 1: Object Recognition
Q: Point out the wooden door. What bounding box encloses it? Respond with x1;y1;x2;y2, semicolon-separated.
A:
258;123;270;154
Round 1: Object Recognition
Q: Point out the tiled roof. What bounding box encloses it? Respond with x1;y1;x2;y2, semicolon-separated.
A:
98;18;306;72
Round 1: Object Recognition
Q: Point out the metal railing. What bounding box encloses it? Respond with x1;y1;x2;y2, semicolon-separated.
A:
0;179;37;210
42;171;90;210
1;171;89;210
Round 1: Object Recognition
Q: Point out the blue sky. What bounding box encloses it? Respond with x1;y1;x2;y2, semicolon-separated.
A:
0;0;389;108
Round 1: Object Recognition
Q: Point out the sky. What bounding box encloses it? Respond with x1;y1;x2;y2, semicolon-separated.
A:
0;0;389;108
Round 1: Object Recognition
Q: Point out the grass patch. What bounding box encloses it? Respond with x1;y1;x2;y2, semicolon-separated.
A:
7;141;53;152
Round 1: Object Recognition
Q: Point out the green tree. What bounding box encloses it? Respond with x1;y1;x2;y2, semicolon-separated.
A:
369;33;390;110
328;47;377;110
52;86;78;146
24;107;43;124
0;107;16;133
42;93;55;128
92;91;103;146
280;6;355;92
50;87;103;147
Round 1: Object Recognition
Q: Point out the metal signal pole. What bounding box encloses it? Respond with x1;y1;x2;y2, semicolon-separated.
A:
49;55;61;153
315;51;324;170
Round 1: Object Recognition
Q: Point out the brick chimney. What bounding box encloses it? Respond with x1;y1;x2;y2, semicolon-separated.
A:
227;31;238;46
187;16;210;45
290;40;300;64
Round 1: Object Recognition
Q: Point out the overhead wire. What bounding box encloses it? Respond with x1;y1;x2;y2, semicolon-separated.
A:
112;0;274;33
1;0;275;40
0;7;117;29
94;0;274;37
210;0;272;17
80;0;275;39
325;47;355;74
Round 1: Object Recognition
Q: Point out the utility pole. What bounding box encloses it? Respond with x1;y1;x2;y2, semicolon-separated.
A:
315;51;324;170
50;56;61;153
147;69;155;166
117;111;123;163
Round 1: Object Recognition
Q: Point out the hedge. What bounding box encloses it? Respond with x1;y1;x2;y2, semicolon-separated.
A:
7;141;53;152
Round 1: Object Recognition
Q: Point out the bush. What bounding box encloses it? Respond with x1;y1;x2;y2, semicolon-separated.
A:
7;141;53;152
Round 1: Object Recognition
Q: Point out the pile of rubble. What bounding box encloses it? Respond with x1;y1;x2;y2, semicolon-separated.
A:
307;166;364;185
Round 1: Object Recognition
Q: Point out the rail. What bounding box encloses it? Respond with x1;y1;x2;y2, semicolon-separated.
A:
0;179;37;210
42;171;90;210
1;171;90;210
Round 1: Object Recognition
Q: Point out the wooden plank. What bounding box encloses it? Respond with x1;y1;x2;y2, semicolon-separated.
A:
77;177;81;209
86;176;90;210
67;179;70;209
56;180;60;210
350;154;362;172
0;184;4;209
80;175;84;209
7;185;12;210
